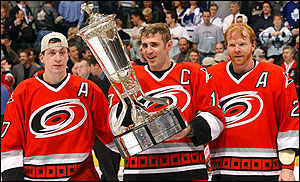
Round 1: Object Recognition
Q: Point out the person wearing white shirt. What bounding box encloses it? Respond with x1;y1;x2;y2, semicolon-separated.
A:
259;15;292;65
165;11;190;59
222;1;247;34
200;3;223;30
129;11;147;60
181;1;203;40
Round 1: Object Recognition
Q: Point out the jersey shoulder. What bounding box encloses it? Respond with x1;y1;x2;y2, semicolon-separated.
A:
257;62;286;76
207;61;228;74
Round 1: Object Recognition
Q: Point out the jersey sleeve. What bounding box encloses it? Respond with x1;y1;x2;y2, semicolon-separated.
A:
275;71;299;153
189;66;225;145
1;86;26;179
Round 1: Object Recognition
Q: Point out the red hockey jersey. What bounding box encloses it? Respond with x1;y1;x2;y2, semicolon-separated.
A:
108;62;225;180
1;73;115;180
207;61;299;176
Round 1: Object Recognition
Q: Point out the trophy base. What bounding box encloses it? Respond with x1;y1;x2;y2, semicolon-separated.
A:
113;105;186;158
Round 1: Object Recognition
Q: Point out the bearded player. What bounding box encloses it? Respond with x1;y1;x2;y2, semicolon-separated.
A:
207;23;299;181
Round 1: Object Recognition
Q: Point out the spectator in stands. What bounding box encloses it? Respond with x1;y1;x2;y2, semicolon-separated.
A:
117;1;139;28
259;15;292;65
67;26;84;52
235;14;247;24
58;1;84;34
9;1;34;25
1;6;9;32
207;3;223;30
35;1;73;53
71;60;79;76
282;1;299;36
77;58;104;91
223;1;248;34
129;11;147;61
66;42;79;74
172;1;187;25
115;18;131;43
80;46;92;61
187;48;205;64
1;28;19;65
90;57;103;79
247;1;265;28
182;1;203;26
214;42;225;54
1;1;10;19
12;48;40;89
281;45;299;98
142;8;154;24
202;56;217;68
141;1;165;23
192;9;224;57
181;1;203;40
115;18;131;58
7;9;35;51
27;48;41;68
173;37;190;63
1;22;10;60
165;10;190;59
253;2;274;47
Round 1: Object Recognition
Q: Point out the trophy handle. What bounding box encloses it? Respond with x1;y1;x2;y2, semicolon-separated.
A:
131;68;170;106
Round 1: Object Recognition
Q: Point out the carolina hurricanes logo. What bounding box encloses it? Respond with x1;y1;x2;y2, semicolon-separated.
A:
137;85;191;112
220;91;263;129
29;99;87;138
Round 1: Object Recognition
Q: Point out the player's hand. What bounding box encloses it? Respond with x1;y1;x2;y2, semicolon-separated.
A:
278;168;296;181
165;125;191;141
123;77;138;99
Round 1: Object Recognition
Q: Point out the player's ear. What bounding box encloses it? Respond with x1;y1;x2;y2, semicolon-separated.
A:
39;53;45;65
167;39;173;50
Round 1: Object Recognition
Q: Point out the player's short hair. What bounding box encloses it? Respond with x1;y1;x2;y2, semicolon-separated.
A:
140;23;171;44
224;23;256;48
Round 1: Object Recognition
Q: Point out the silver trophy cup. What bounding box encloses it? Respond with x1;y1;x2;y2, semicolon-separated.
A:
77;3;186;158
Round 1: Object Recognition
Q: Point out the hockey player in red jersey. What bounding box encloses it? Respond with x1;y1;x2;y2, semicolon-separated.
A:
207;23;299;181
1;32;115;181
108;23;225;181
